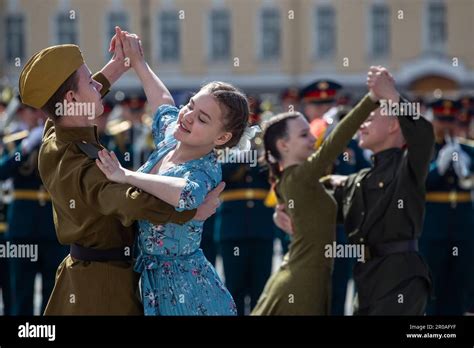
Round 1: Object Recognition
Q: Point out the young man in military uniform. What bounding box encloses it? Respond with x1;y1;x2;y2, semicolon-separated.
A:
420;99;474;315
275;67;434;315
18;28;222;315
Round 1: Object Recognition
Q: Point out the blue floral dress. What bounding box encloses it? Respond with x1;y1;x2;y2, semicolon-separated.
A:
134;104;237;316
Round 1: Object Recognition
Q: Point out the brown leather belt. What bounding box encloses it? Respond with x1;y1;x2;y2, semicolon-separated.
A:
70;244;132;262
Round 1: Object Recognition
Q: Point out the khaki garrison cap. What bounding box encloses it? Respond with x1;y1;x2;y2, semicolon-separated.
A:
19;44;84;109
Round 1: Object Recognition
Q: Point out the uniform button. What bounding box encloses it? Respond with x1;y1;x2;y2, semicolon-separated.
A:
82;140;87;144
378;181;384;188
356;183;361;187
361;211;365;216
359;238;364;242
245;175;253;183
247;201;255;208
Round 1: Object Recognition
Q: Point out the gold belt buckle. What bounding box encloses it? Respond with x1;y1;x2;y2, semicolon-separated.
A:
449;190;457;208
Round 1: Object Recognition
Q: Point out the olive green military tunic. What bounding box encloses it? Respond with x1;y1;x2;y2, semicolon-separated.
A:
252;95;377;315
38;75;195;315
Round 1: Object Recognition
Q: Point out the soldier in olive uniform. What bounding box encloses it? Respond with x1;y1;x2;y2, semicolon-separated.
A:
18;36;220;314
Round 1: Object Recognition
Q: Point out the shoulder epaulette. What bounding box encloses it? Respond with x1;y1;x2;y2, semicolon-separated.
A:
76;141;101;159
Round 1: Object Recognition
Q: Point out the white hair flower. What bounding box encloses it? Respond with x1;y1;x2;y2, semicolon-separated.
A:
234;125;261;151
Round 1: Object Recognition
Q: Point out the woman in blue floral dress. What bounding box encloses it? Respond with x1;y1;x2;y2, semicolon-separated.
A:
96;32;249;315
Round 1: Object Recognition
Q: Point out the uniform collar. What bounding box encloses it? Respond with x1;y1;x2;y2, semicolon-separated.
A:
371;147;403;166
54;119;101;144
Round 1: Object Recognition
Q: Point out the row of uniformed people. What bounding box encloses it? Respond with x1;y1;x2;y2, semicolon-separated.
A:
0;99;10;314
420;97;474;315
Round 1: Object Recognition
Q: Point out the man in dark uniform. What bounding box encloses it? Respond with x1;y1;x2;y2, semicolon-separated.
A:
0;105;68;315
275;67;434;315
216;161;274;315
420;98;474;315
333;71;434;315
300;80;342;141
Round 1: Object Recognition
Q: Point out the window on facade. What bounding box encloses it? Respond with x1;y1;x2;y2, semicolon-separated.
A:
210;9;231;61
6;15;25;61
316;6;335;59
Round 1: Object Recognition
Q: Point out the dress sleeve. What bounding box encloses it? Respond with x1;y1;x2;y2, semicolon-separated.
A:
292;94;378;184
151;104;180;146
176;169;217;212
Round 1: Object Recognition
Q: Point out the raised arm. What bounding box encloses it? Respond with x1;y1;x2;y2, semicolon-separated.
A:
397;99;435;186
133;61;175;111
118;30;175;111
94;26;132;95
294;94;378;182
